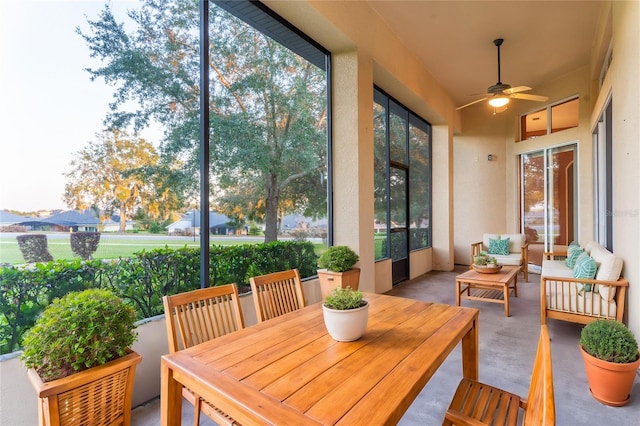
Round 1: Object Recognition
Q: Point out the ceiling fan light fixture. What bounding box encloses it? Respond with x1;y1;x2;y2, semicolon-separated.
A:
488;97;509;108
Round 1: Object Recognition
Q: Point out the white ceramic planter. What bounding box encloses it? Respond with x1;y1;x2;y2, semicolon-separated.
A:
322;302;369;342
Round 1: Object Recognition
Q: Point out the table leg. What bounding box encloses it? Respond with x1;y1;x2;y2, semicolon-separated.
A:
161;357;183;426
504;284;510;317
456;280;461;306
461;317;478;381
513;274;518;297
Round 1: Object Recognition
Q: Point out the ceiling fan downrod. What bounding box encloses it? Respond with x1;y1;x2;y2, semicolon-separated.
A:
494;38;504;85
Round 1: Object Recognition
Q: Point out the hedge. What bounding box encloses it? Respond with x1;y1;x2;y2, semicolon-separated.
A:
0;241;317;355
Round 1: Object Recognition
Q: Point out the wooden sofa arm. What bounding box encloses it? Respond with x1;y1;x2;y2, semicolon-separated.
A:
543;248;568;260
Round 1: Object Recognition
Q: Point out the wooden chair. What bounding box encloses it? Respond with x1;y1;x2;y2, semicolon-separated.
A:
162;284;245;426
250;269;306;323
443;325;555;426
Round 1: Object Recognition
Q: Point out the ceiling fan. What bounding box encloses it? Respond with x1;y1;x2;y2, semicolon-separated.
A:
456;38;549;112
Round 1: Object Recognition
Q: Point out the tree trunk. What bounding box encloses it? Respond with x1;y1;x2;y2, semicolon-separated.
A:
119;202;127;232
263;174;279;243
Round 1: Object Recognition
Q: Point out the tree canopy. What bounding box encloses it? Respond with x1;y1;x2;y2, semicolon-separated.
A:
78;0;328;241
64;130;175;231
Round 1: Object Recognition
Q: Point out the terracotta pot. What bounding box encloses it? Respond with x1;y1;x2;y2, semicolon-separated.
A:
579;344;640;407
322;301;369;342
318;268;360;299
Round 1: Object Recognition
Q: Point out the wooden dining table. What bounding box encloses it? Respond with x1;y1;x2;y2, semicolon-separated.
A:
161;292;479;425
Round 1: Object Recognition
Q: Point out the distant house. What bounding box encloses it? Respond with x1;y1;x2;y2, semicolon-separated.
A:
0;210;33;228
2;210;132;232
167;211;237;236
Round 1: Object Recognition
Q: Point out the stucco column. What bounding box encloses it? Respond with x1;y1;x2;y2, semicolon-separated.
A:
432;124;454;270
331;50;375;292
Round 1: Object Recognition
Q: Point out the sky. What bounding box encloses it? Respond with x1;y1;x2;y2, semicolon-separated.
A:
0;0;158;212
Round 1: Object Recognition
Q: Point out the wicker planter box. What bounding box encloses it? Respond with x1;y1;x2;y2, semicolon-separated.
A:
27;350;142;426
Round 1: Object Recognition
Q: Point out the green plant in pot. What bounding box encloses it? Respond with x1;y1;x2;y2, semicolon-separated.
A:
317;245;360;299
21;289;142;425
579;319;640;407
322;286;369;342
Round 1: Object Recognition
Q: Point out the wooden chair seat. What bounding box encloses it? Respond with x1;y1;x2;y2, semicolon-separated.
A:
443;325;554;426
163;284;245;426
445;379;522;425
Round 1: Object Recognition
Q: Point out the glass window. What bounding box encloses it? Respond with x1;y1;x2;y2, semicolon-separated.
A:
551;98;579;133
521;108;548;140
520;97;578;140
409;115;431;250
373;87;431;262
373;98;389;260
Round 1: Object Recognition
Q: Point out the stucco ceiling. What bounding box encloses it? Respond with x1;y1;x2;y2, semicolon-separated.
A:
365;1;604;109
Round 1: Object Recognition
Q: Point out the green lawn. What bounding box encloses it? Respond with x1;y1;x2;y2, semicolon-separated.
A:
0;233;325;265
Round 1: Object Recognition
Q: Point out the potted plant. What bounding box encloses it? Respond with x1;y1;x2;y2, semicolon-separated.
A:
322;286;369;342
472;253;501;272
317;245;360;299
21;289;142;425
579;319;640;406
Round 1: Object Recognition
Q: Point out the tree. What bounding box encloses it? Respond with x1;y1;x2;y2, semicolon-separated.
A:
64;130;171;232
78;1;327;242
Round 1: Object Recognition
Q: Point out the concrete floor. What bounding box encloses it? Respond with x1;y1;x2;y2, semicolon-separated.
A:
132;266;640;425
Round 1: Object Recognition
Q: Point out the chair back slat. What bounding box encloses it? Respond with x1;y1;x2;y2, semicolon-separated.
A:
250;269;305;322
523;324;555;425
163;284;245;353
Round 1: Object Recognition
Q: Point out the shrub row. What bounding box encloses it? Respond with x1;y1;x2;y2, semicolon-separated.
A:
0;241;318;355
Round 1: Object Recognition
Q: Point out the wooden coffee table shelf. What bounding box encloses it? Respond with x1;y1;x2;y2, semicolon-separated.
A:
456;266;519;316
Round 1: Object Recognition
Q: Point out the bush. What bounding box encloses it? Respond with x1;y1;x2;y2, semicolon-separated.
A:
318;245;359;272
70;232;101;260
16;234;53;263
21;289;137;382
580;320;639;363
0;240;318;355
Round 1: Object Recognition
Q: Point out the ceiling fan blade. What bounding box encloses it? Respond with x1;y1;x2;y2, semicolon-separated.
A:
504;86;531;95
456;97;489;110
510;93;549;102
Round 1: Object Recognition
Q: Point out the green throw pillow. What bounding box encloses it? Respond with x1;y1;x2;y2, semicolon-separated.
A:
566;246;583;268
488;237;510;256
573;252;597;282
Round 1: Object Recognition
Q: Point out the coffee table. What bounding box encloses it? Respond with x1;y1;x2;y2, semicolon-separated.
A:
456;265;519;316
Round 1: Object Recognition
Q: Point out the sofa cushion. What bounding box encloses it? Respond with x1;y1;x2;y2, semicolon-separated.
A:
589;245;623;301
502;234;525;254
541;259;574;278
492;253;523;266
566;246;584;269
583;240;599;255
489;237;510;256
573;253;597;285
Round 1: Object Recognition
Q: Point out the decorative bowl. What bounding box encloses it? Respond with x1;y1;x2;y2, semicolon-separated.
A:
472;264;503;274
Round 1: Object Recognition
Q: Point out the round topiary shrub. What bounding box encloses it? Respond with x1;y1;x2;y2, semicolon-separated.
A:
580;319;639;364
21;289;137;382
318;245;359;272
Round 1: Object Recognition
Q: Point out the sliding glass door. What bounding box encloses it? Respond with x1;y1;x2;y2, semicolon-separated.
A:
521;144;578;251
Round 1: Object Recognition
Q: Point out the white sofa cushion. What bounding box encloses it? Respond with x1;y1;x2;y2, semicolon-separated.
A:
492;253;523;266
541;260;574;278
589;245;623;301
503;234;525;254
